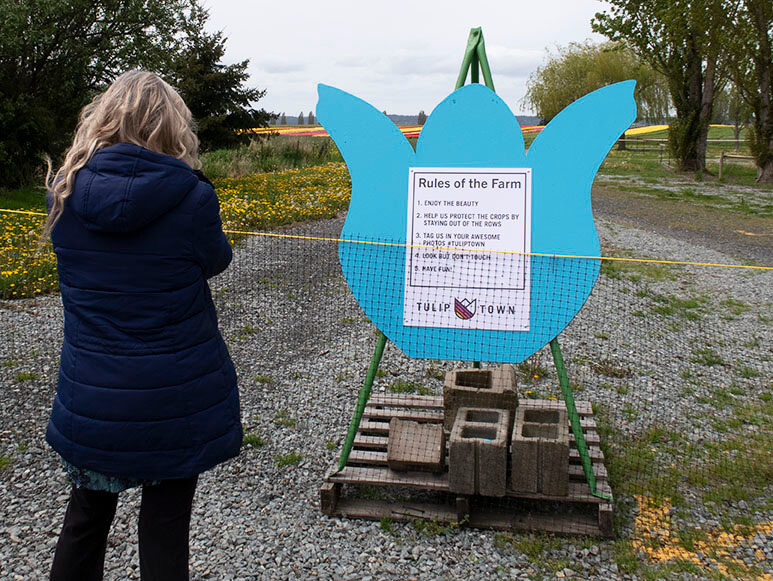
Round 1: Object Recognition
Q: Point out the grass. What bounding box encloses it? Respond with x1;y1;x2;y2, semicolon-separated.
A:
576;355;631;378
242;432;267;448
387;380;433;396
596;392;773;547
494;532;582;576
200;135;343;179
494;532;563;561
721;297;750;316
692;430;773;505
379;517;398;536
646;292;709;321
600;256;681;283
0;185;47;210
273;410;297;427
690;346;726;367
516;356;549;383
411;514;468;536
0;455;11;472
735;362;760;378
15;371;37;382
274;451;303;467
216;164;350;236
596;127;773;219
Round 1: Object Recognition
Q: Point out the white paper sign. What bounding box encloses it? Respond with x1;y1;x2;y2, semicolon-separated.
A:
403;168;532;331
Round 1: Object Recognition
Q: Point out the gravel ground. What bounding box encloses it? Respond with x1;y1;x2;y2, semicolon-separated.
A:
0;210;771;579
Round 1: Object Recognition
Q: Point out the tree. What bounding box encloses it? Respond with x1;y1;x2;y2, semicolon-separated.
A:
298;112;305;125
280;113;287;125
593;0;740;173
418;110;428;125
307;111;315;125
0;0;189;186
524;41;670;125
713;84;753;150
167;1;273;150
726;0;773;181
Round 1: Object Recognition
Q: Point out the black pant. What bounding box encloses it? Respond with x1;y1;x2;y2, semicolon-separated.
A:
50;476;198;581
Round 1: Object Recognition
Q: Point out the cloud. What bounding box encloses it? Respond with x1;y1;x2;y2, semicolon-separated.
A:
258;60;308;74
484;46;545;78
334;56;372;69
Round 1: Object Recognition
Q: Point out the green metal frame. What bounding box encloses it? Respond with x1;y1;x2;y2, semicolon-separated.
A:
550;338;611;500
335;28;608;501
337;331;387;471
455;27;495;91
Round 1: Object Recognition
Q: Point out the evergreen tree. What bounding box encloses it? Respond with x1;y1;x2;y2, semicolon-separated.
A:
167;1;272;150
308;111;315;125
0;0;190;186
417;110;427;125
280;113;287;125
298;112;305;125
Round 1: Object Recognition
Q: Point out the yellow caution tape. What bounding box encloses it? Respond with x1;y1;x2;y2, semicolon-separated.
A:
2;209;770;271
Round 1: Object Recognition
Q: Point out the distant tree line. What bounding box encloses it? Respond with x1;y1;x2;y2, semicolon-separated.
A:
0;0;273;188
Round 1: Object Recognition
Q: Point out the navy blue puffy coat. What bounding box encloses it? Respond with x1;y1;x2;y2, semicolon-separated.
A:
46;142;242;481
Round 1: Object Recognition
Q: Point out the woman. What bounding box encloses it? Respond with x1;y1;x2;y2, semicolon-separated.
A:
45;71;241;580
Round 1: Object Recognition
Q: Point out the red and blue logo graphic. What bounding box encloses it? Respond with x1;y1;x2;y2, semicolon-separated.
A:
454;298;476;320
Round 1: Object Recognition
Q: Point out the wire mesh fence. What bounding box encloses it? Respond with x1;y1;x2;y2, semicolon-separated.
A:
0;212;771;571
205;218;772;539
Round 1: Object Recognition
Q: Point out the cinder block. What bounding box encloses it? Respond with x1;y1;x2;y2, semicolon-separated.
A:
443;365;518;434
448;407;509;497
510;405;569;496
387;418;445;473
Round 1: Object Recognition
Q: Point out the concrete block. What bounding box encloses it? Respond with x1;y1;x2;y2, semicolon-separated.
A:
387;418;445;473
448;407;509;497
510;405;569;496
443;365;518;434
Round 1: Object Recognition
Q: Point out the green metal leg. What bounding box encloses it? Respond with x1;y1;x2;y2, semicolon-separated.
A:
336;331;388;472
550;337;611;500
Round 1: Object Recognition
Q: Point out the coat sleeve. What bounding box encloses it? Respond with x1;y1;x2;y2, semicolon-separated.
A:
192;183;232;279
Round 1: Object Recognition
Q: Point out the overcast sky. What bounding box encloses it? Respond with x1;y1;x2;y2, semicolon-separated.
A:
203;0;607;117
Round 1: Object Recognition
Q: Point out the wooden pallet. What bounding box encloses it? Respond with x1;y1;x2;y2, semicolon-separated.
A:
321;396;614;537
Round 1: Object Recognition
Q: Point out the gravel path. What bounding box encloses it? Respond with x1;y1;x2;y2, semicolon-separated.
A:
592;182;773;266
1;208;771;579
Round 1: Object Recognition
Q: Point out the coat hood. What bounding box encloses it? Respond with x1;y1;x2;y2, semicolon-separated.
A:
70;143;200;233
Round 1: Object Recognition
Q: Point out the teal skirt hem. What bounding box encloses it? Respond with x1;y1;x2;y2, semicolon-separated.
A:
61;458;159;493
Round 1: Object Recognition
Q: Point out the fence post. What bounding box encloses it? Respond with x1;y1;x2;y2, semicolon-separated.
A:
719;151;725;181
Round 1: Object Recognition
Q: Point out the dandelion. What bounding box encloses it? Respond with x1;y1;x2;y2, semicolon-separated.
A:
1;163;352;299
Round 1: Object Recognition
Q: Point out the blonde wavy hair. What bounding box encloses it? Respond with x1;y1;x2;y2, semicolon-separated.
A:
45;70;201;235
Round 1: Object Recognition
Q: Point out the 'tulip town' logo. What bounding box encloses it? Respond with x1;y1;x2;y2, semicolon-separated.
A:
454;298;476;320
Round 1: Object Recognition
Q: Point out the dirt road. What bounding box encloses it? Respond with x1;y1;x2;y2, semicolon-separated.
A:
592;185;773;266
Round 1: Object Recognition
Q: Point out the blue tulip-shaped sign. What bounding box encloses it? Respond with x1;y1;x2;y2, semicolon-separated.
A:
317;81;636;362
